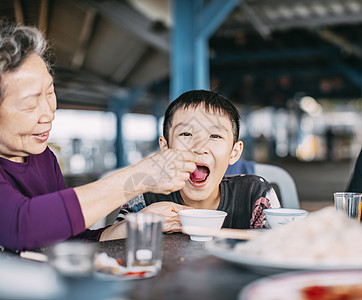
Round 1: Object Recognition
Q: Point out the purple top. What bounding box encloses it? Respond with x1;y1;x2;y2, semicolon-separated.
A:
0;147;106;251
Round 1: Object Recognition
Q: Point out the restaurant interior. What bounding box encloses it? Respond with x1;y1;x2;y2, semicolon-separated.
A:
2;0;362;299
2;0;361;212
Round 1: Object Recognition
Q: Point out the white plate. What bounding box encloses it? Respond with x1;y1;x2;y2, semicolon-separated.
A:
239;270;362;300
94;269;157;280
205;238;362;274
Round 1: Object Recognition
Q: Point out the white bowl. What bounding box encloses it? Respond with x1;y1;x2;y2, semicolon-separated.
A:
263;208;309;228
178;209;227;242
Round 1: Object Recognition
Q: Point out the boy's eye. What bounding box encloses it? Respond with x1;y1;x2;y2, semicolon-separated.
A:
210;134;222;139
180;132;192;137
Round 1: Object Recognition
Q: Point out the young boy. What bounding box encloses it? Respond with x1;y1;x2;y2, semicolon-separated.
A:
116;90;280;231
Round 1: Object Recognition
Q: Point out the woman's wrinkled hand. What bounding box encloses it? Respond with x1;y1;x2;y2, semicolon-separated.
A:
141;202;193;233
133;149;200;195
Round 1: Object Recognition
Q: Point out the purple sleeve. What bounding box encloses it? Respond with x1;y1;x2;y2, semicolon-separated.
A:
51;151;108;242
0;183;84;251
0;184;108;251
0;148;108;251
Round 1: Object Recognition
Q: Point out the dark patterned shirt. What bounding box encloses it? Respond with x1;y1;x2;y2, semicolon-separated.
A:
116;174;280;229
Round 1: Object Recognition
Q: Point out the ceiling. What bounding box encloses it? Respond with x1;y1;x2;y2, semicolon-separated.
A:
2;0;362;112
211;0;362;107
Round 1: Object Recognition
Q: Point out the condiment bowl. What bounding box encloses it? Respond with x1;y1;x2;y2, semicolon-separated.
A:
263;208;309;228
178;209;227;242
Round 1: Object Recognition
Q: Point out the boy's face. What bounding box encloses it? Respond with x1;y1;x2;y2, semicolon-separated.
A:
159;106;243;208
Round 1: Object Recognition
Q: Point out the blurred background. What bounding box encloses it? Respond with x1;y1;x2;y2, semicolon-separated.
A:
2;0;361;210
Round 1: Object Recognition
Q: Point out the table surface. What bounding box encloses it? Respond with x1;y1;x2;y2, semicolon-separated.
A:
97;233;268;300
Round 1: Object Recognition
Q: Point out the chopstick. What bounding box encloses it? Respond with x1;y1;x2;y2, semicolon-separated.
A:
20;251;48;262
182;226;261;240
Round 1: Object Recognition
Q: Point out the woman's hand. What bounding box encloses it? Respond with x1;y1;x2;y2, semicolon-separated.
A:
133;149;200;195
78;149;198;229
141;202;193;233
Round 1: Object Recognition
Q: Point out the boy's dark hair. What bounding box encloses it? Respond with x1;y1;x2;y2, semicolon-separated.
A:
163;90;240;144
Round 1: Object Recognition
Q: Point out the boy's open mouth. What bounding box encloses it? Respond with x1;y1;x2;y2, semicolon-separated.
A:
190;165;210;184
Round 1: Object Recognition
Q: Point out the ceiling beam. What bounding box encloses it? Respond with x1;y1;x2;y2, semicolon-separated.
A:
13;0;24;24
110;42;149;83
328;57;362;87
211;47;332;64
196;0;241;39
240;2;271;39
71;7;97;68
78;0;169;52
266;14;362;31
245;0;362;31
317;29;362;58
38;0;49;35
171;0;240;99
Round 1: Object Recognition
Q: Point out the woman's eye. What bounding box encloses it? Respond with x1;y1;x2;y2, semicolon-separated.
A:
180;132;192;137
25;106;37;111
21;101;37;111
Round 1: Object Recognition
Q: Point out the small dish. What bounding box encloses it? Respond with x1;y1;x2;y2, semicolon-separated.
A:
263;208;308;228
178;209;227;241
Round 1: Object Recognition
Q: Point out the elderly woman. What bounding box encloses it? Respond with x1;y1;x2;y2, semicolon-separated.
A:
0;21;199;252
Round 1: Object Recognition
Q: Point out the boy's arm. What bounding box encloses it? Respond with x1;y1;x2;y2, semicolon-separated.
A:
140;202;193;233
104;200;192;240
266;187;281;208
114;194;146;224
250;183;280;229
100;194;147;241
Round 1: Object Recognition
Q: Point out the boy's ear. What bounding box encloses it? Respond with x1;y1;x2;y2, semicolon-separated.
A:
159;136;169;152
229;141;243;165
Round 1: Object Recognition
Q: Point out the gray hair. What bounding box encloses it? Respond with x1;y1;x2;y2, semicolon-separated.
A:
0;20;52;102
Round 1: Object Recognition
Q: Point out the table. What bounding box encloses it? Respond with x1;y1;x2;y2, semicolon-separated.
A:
97;233;267;300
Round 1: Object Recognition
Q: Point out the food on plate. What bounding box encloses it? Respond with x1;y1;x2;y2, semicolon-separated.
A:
234;206;362;266
302;284;362;300
93;252;126;275
240;270;362;300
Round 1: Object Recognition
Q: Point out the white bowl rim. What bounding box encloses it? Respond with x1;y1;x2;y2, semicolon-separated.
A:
178;209;227;218
263;208;308;216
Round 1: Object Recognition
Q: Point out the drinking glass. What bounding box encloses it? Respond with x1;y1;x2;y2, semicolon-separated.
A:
48;241;96;277
334;192;362;221
126;213;164;274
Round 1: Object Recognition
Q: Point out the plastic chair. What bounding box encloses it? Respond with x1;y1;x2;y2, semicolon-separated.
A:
254;163;300;209
226;159;300;208
225;159;255;175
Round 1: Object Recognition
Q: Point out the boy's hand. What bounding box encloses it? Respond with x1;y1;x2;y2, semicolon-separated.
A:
141;202;193;233
134;149;200;195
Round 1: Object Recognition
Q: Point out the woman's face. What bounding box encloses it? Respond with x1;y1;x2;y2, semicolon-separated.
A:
0;53;56;162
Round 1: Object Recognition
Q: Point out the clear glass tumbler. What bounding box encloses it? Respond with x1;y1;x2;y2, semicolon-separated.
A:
126;213;164;274
334;192;362;221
